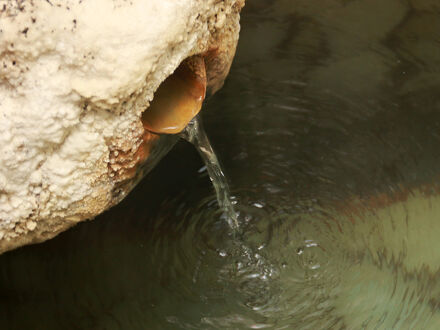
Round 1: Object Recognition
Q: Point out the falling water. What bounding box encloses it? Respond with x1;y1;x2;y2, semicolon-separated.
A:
180;115;239;230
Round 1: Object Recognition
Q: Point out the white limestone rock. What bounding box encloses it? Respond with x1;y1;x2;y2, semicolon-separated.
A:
0;0;244;253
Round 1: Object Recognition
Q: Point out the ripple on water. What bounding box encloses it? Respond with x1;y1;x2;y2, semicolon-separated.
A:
145;186;440;329
2;1;440;328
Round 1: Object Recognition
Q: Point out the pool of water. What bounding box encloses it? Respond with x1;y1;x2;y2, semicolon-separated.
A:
2;1;440;329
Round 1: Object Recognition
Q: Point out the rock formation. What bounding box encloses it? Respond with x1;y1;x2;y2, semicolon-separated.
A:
0;0;245;253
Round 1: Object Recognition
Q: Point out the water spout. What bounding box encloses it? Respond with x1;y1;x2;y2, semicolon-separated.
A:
180;115;239;230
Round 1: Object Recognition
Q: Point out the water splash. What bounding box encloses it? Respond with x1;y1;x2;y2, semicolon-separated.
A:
180;115;239;230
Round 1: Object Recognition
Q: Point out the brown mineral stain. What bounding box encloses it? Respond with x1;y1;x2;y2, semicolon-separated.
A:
142;55;207;134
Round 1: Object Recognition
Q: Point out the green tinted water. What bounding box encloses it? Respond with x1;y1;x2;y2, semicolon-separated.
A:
2;0;440;329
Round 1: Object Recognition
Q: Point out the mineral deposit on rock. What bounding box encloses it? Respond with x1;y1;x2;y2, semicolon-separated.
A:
0;0;244;253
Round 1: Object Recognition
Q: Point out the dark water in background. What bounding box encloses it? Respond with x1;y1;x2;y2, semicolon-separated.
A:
2;0;440;328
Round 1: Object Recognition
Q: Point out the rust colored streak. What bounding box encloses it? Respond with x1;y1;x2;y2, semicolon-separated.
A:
332;179;440;220
138;130;160;164
108;130;160;182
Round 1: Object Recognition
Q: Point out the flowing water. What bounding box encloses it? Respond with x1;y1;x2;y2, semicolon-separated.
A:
2;1;440;329
180;116;239;230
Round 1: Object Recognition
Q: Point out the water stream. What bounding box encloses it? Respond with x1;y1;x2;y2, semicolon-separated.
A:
180;115;239;231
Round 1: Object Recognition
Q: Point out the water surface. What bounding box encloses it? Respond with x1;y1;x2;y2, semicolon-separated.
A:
2;1;440;329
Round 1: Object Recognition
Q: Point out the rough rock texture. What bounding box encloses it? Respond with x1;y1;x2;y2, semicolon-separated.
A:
0;0;245;254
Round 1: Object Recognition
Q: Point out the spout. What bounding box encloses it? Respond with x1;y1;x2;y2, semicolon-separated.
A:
142;56;207;134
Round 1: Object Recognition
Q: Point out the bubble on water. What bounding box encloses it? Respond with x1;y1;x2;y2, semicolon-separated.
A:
218;250;228;257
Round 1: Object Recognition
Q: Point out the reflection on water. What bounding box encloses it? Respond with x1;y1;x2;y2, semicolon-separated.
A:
2;0;440;328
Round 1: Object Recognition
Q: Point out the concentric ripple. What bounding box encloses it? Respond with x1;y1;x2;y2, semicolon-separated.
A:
2;1;440;328
140;187;440;329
